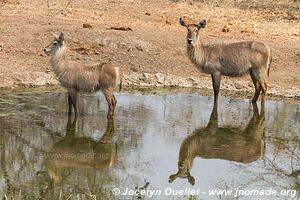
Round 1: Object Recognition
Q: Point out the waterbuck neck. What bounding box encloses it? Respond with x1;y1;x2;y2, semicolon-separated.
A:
187;42;206;67
50;45;68;76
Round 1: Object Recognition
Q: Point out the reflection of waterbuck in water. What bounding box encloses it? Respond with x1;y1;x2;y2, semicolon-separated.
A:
180;18;272;105
44;33;122;119
38;117;117;183
169;103;265;185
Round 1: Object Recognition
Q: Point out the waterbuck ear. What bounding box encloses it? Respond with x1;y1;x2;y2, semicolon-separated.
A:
187;174;195;186
52;32;59;40
179;18;188;28
168;174;178;183
58;33;64;43
199;19;206;29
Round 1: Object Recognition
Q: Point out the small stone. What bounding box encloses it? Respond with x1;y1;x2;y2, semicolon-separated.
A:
155;73;165;84
165;20;171;25
222;25;230;33
83;23;93;29
136;46;143;51
235;82;243;89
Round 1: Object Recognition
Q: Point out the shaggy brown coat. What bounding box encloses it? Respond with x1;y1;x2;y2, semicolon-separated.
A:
180;18;272;105
44;33;122;119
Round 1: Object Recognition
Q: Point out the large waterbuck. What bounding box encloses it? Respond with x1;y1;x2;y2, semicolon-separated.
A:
44;33;122;119
169;103;265;185
179;18;272;105
37;116;117;184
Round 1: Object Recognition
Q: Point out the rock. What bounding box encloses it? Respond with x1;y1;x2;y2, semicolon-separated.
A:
140;73;155;84
178;79;191;88
141;73;149;80
97;38;118;49
222;25;230;33
136;46;143;51
134;40;151;52
155;73;165;84
234;82;243;90
168;78;175;86
83;23;93;29
189;77;196;82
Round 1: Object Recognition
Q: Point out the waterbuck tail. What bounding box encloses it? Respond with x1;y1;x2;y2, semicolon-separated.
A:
265;44;272;77
267;54;272;77
115;66;122;91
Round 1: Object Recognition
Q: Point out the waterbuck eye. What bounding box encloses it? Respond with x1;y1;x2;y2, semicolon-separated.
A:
53;42;57;45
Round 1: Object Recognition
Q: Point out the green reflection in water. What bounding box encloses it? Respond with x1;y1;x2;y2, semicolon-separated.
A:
0;88;299;200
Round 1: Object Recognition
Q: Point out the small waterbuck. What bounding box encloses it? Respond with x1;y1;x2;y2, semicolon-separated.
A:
44;33;122;119
179;18;272;105
38;116;117;184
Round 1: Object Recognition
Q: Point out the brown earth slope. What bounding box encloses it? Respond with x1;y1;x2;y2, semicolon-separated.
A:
0;0;299;98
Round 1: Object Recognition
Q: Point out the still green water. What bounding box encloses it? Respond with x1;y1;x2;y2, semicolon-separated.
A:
0;88;299;200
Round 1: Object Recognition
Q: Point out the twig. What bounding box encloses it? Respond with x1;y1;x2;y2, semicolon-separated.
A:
66;193;73;200
109;26;133;31
64;0;72;11
78;186;97;200
59;188;62;200
47;0;50;16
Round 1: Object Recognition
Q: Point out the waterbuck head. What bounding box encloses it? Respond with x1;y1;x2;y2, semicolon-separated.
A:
44;33;65;56
168;160;195;185
179;18;206;46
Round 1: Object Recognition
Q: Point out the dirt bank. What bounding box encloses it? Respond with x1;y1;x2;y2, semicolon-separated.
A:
0;0;299;99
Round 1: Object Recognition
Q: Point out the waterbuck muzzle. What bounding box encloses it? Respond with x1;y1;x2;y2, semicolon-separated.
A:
180;18;206;45
43;33;65;55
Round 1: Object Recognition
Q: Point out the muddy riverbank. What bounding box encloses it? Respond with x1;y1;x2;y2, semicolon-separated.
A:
0;0;299;100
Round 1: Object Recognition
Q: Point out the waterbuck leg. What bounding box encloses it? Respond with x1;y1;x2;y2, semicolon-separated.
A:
66;115;77;139
112;94;117;106
211;73;221;105
112;94;117;114
252;102;259;117
68;94;73;116
257;79;267;105
103;89;114;119
261;81;268;105
99;119;115;143
250;72;261;103
206;103;218;134
251;68;268;104
260;97;266;115
68;89;78;117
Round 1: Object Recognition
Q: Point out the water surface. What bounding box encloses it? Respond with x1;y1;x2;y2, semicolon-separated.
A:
0;88;299;199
